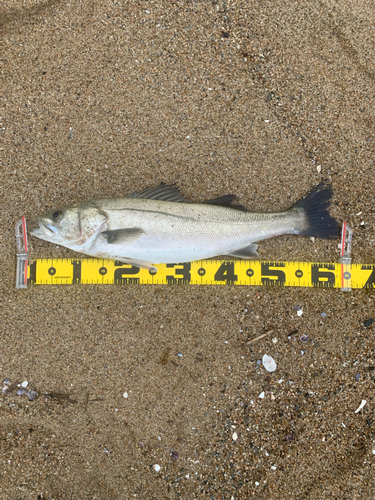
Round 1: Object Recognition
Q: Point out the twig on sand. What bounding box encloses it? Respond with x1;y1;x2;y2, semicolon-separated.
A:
237;329;274;347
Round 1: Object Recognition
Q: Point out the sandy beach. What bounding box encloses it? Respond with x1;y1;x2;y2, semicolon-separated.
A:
1;1;374;498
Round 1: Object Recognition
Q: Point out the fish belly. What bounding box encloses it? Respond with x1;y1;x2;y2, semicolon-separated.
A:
89;228;253;263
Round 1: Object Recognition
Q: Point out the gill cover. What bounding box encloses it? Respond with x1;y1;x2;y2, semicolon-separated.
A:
31;204;108;249
75;205;108;246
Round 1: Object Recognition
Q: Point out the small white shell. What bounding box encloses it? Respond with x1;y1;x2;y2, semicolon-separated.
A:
262;354;277;372
354;399;367;413
232;432;238;441
153;464;161;472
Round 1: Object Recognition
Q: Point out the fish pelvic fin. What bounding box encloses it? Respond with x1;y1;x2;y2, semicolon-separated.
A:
291;182;340;239
115;258;157;271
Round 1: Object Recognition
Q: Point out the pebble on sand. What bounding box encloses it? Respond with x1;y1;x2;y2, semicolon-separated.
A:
27;391;37;401
153;464;161;472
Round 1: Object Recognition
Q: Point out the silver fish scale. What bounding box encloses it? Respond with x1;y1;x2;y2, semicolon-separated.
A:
100;199;301;236
88;198;304;264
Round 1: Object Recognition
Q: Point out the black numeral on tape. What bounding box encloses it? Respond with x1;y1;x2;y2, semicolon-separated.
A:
114;265;140;284
214;262;238;284
166;263;191;284
362;265;375;289
71;260;82;284
311;264;335;287
261;262;286;286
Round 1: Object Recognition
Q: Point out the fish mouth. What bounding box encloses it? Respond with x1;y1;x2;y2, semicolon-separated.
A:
29;220;58;240
40;221;58;235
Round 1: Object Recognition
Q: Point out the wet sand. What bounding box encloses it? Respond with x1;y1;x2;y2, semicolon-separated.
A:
1;1;374;498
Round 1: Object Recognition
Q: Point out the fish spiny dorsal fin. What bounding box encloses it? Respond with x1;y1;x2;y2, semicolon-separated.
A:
128;183;188;203
204;194;250;212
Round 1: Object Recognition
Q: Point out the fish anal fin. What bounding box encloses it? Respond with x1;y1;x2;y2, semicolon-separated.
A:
228;244;259;259
100;227;144;245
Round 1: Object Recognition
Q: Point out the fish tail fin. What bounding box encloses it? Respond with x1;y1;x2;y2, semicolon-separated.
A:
291;182;340;239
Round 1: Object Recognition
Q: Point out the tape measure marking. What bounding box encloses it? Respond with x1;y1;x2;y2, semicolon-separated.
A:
26;258;375;289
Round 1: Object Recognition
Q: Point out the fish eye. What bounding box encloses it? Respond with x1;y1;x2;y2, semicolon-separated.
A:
52;211;62;221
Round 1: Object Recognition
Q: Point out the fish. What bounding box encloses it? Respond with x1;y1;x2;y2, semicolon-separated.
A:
29;181;340;269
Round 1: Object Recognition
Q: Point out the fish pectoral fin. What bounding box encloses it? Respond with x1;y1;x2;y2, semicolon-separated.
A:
83;221;108;248
100;227;144;245
228;244;259;258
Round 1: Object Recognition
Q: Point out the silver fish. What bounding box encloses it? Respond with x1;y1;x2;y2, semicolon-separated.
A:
30;182;339;269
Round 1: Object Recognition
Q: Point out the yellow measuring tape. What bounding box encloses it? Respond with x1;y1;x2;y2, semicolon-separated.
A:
15;218;373;290
25;258;374;289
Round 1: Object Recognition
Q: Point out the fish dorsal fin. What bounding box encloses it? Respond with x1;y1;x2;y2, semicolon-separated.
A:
128;183;188;203
204;194;249;212
204;194;237;206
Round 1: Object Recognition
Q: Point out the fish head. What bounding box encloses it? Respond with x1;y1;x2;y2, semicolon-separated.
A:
29;204;107;249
